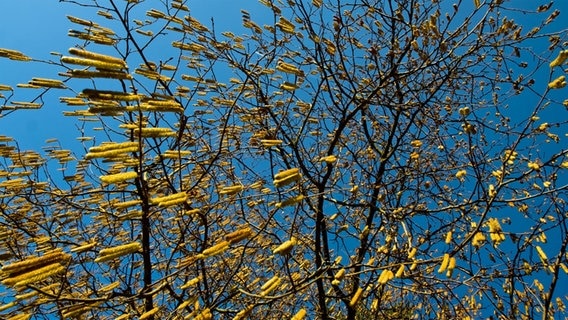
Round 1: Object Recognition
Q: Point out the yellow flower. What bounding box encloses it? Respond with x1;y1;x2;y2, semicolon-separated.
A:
438;253;450;273
455;170;467;181
548;75;567;89
96;242;141;262
273;168;301;188
378;269;394;284
487;218;506;245
445;231;452;244
550;50;568;68
410;140;423;148
260;275;281;296
527;161;540;171
100;171;138;184
349;287;364;307
273;237;297;255
219;184;244;196
291;309;307;320
275;195;305;208
201;240;230;257
472;232;486;248
320;155;337;163
225;227;253;244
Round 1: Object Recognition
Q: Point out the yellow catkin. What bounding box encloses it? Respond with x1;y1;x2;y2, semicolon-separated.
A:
100;171;138;184
133;127;176;137
273;237;297;255
61;56;124;70
2;264;66;288
1;249;67;274
193;308;212;320
139;307;160;320
0;302;16;312
349;287;364;307
150;192;188;206
550;50;568;68
378;269;394;284
219;185;244;195
233;305;254;320
260;139;283;147
68;69;131;79
408;247;417;259
320;155;337;163
157;197;188;207
275;195;305;208
0;48;31;61
260;277;281;296
29;78;66;88
438;253;450;273
445;231;452;244
89;141;138;153
112;200;142;210
291;309;307;320
274;168;300;180
261;275;280;291
86;146;139;159
15;283;58;301
446;257;457;278
70;242;97;253
68;47;126;66
548;75;567;89
395;264;405;278
99;281;120;292
334;268;346;281
180;277;200;289
62;302;101;319
96;242;141;262
276;61;300;75
201;241;230;257
225;228;252;244
7;313;32;320
82;89;140;101
273;172;301;188
536;246;548;263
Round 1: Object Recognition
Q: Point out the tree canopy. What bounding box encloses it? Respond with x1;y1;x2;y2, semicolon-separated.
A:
1;0;567;319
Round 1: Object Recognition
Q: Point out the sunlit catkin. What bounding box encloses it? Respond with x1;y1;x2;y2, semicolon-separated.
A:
395;264;405;278
225;227;252;244
95;242;141;262
1;249;68;275
201;240;230;257
445;231;453;244
99;171;138;184
438;254;450;273
273;237;297;255
378;269;394;284
550;50;568;68
2;263;66;288
139;306;160;320
291;309;307;320
446;257;457;278
68;47;126;67
349;287;364;307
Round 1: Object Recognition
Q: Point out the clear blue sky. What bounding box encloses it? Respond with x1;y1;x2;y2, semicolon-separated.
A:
1;0;567;318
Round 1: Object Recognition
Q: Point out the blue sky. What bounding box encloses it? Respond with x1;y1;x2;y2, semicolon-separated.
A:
1;0;568;318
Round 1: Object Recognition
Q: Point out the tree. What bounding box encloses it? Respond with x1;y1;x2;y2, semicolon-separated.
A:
1;0;567;319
